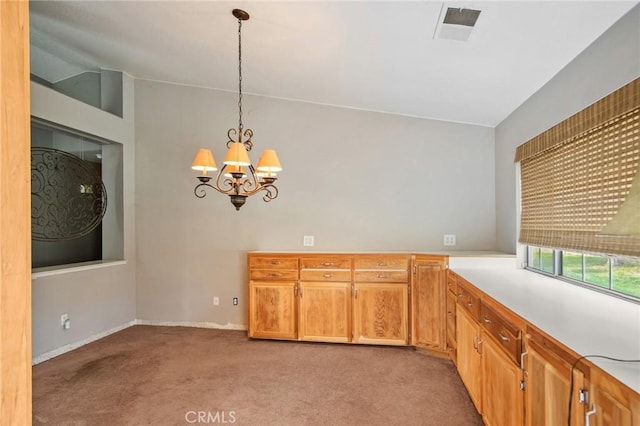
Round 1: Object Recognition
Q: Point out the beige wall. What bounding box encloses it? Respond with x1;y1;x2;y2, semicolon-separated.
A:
135;80;496;327
30;76;136;359
495;5;640;254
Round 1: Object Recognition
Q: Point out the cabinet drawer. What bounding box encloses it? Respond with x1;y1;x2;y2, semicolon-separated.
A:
456;281;480;320
250;269;298;281
249;256;298;270
447;272;457;295
300;270;351;282
354;255;409;270
300;257;351;270
354;270;408;283
480;303;520;364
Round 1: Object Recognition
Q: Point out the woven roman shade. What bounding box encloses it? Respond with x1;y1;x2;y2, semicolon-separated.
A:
516;78;640;257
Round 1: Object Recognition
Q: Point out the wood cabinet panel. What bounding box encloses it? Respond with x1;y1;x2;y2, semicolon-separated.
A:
248;281;297;340
457;306;483;411
250;269;298;281
411;259;446;350
524;338;585;426
457;279;481;320
249;256;298;270
447;271;458;295
354;255;409;270
353;283;408;345
354;270;408;283
588;367;639;426
480;303;520;365
482;333;524;426
446;291;457;356
300;257;351;269
298;282;350;343
300;270;351;282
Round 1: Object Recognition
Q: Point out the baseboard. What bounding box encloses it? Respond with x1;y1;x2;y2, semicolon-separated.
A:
135;319;247;331
32;319;248;365
32;320;137;365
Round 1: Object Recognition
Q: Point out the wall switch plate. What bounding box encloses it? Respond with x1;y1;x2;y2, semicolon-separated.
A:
213;297;219;306
303;235;315;246
233;297;238;306
444;234;457;246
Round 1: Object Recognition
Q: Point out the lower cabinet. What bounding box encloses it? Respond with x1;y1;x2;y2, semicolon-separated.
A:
352;282;409;345
248;280;297;340
586;366;640;426
456;306;483;410
482;333;524;426
411;256;447;351
298;281;350;343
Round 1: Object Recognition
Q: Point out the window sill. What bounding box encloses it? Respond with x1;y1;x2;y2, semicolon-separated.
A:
32;260;127;279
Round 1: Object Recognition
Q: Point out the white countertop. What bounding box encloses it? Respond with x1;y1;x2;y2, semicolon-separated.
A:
449;257;640;393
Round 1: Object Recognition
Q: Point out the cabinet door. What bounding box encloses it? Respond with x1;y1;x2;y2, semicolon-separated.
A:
482;334;524;426
248;280;297;340
352;283;408;345
524;339;585;426
587;367;638;426
298;281;350;343
457;306;482;412
412;260;446;350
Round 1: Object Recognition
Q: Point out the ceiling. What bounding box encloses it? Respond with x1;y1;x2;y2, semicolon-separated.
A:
29;1;638;127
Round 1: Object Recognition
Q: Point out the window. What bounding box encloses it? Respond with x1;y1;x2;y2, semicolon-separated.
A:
31;119;124;269
517;78;639;302
526;246;640;300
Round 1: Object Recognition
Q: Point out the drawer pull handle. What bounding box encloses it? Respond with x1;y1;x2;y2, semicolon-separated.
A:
323;274;332;278
467;302;473;307
482;316;492;324
457;293;464;298
322;262;334;266
377;274;388;279
270;261;281;265
498;332;510;342
269;273;281;277
377;262;387;266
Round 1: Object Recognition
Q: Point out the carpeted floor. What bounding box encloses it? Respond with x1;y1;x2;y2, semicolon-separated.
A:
32;325;482;425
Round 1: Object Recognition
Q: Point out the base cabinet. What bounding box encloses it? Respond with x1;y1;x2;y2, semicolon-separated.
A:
456;306;483;410
482;334;524;426
587;367;640;426
411;257;447;351
353;282;408;345
248;280;297;340
298;281;350;343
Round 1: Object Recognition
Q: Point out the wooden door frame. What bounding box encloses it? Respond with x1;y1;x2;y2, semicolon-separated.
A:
0;0;32;424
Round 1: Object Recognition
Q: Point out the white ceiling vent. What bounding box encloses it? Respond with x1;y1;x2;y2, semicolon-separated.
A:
434;6;482;41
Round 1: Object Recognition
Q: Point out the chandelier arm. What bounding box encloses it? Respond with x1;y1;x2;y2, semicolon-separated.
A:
227;128;238;147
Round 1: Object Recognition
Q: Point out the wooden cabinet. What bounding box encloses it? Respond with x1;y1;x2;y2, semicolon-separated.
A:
249;253;411;346
411;256;447;351
446;271;458;363
457;305;483;410
524;327;585;426
249;280;298;340
248;255;299;340
298;255;351;343
585;367;640;426
352;282;408;345
353;255;410;345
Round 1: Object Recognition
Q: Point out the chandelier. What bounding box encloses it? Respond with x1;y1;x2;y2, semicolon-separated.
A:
191;9;282;211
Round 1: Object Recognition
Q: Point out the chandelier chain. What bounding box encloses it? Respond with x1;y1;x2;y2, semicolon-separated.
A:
238;17;243;133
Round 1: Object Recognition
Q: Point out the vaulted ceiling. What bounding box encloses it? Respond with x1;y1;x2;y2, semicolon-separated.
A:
30;1;638;127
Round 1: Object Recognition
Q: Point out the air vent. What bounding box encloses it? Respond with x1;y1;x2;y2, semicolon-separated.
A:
443;8;481;27
434;6;482;41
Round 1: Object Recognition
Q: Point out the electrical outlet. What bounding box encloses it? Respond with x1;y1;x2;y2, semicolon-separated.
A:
213;297;219;306
303;235;315;246
60;314;71;330
233;297;238;306
443;234;457;246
